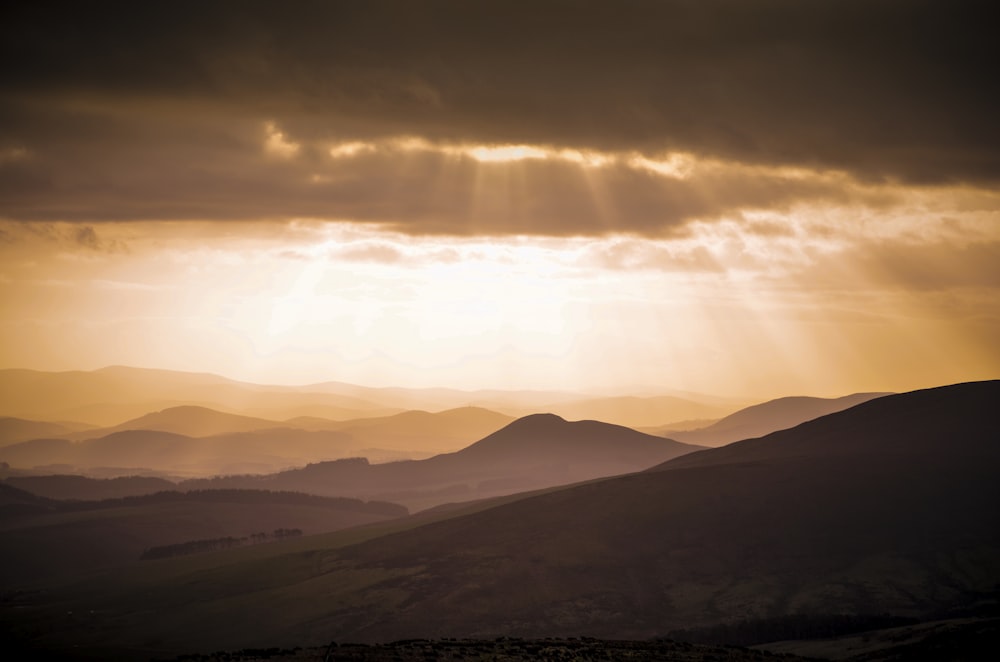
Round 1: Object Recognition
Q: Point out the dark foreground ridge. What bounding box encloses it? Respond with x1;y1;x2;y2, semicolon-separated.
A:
160;637;811;661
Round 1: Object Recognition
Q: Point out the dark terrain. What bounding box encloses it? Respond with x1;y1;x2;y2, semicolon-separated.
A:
1;381;996;660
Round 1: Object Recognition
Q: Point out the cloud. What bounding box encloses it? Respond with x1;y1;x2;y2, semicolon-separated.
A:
3;1;996;183
0;1;996;238
0;120;894;236
74;225;101;249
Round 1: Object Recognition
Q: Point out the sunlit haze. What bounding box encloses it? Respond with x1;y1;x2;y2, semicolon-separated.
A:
1;2;997;400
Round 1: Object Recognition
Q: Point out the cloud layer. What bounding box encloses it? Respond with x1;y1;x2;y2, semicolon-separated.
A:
1;1;997;235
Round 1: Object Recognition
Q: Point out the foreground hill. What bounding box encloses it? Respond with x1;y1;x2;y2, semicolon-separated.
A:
183;414;704;510
0;487;407;585
659;392;891;447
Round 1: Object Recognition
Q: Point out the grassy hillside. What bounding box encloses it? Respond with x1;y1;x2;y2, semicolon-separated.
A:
0;488;407;585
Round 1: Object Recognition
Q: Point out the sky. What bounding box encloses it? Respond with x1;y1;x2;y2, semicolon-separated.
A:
0;1;997;398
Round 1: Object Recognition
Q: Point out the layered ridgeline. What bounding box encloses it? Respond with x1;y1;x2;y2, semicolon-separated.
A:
0;366;735;429
182;414;705;510
3;381;996;659
0;405;516;477
654;391;892;447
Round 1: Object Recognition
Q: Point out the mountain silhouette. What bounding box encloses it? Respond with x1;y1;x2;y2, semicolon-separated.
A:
286;406;515;453
166;380;996;644
304;381;998;642
183;413;704;510
0;427;356;477
660;391;892;446
536;396;733;429
92;405;285;438
0;416;94;447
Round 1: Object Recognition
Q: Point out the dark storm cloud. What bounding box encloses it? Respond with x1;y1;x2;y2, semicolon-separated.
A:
0;0;996;232
0;126;878;235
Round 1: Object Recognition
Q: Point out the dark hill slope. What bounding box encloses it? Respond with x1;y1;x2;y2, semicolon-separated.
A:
662;392;891;447
5;474;177;500
0;488;408;585
184;414;703;510
654;381;994;470
306;381;1000;641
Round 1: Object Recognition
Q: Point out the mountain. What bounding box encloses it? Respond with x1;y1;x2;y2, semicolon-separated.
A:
286;406;515;453
182;414;704;510
0;407;515;477
526;395;735;429
0;416;94;447
0;427;356;477
88;405;285;438
4;474;178;500
306;381;996;641
0;366;397;425
659;392;892;446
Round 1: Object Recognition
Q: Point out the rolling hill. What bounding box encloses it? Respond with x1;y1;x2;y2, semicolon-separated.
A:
0;406;516;478
182;414;705;510
659;392;892;446
0;487;408;585
285;406;515;453
537;395;735;429
0;427;355;477
0;416;95;447
0;366;399;425
83;405;286;438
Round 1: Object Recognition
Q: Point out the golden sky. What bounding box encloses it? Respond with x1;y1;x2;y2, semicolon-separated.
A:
1;1;997;398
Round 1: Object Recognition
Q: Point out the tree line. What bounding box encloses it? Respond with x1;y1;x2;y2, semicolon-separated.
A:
140;527;304;560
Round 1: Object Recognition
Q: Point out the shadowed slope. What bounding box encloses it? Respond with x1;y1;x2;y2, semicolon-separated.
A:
660;392;892;447
317;381;1000;641
0;489;408;585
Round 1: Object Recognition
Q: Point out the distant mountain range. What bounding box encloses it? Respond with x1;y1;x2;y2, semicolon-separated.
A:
0;365;740;429
0;405;517;476
182;413;705;510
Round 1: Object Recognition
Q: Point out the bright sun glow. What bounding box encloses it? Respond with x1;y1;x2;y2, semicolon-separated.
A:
464;144;550;162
